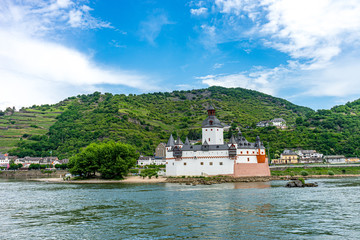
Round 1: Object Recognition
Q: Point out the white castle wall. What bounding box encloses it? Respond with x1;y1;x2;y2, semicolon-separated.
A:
166;145;267;176
202;127;224;145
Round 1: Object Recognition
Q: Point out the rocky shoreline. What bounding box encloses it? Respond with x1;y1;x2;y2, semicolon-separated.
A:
21;174;360;185
165;174;360;185
165;176;280;185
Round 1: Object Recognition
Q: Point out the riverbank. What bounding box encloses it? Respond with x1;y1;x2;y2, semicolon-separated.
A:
271;165;360;176
32;174;360;184
34;176;167;184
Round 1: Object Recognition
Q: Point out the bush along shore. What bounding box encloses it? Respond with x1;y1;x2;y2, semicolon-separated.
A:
271;166;360;177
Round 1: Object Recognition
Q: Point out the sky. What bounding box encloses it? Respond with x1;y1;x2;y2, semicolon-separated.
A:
1;0;360;110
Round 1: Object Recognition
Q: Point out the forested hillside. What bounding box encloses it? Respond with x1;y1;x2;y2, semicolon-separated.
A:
2;86;360;159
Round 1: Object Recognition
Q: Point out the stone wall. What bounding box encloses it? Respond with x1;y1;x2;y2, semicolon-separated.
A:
0;170;69;179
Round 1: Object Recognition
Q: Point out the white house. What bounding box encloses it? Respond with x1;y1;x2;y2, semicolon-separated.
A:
0;154;9;167
324;155;346;164
270;118;286;128
137;156;166;166
165;105;270;177
296;150;323;163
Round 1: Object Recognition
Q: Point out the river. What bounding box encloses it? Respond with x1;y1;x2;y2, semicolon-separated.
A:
0;178;359;239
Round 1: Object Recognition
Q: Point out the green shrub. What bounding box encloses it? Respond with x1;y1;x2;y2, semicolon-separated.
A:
300;170;309;176
289;173;294;177
129;169;139;174
298;177;305;185
328;171;335;176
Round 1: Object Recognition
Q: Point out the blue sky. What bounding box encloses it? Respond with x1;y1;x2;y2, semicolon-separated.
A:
1;0;360;110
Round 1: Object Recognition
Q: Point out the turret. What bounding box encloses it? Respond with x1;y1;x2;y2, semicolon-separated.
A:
207;104;215;116
175;136;183;146
166;134;175;147
202;105;224;145
228;135;237;145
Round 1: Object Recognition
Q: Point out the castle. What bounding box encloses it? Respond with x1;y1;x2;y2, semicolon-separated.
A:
165;105;270;177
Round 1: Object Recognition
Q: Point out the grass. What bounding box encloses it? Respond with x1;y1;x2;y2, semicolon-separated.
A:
271;166;360;176
0;108;63;153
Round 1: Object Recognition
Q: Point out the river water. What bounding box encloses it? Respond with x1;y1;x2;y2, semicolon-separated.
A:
0;178;359;239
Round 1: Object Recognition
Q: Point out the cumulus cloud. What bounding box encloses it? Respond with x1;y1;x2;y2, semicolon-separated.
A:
197;64;290;96
199;0;360;101
0;0;156;109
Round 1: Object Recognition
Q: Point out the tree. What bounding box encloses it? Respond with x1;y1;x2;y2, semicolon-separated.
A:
68;141;139;179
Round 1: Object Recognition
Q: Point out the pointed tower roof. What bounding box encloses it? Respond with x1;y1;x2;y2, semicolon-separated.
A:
166;134;175;147
229;135;237;144
255;136;262;148
184;137;190;145
202;104;223;128
175;136;183;145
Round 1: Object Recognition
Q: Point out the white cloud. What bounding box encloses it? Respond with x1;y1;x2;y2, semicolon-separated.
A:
260;0;360;68
213;63;224;69
0;0;157;109
190;7;208;16
139;13;174;45
0;31;157;110
0;0;112;36
198;0;360;102
213;0;360;67
197;66;284;96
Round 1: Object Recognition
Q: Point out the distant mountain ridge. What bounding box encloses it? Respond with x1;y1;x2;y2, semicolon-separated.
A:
1;86;360;159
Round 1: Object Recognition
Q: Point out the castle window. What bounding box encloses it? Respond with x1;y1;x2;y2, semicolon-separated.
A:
210;162;213;166
253;151;255;154
216;146;219;148
220;162;223;165
241;151;243;154
247;158;250;162
201;162;204;165
211;129;213;131
209;138;210;142
217;129;219;131
247;151;249;154
184;163;187;166
209;120;213;125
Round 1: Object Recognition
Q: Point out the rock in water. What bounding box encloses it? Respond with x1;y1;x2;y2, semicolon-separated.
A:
285;180;304;188
285;180;318;188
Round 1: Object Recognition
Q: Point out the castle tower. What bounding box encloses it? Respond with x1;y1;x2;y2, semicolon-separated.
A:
201;104;224;145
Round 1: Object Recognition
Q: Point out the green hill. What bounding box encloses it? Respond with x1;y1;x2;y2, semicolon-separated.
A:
2;86;360;159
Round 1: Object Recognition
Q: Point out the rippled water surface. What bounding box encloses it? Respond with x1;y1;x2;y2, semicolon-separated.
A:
1;178;360;239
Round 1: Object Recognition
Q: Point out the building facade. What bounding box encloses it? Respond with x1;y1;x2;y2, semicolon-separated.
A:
270;118;286;128
324;155;346;164
155;143;166;158
165;105;270;177
296;150;323;164
279;150;298;164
